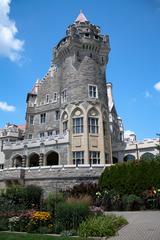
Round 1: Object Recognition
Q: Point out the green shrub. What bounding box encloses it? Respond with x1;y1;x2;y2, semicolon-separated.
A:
99;159;160;195
122;194;143;211
45;192;64;213
0;217;9;231
55;201;89;231
101;190;123;211
65;182;99;199
78;214;127;238
0;185;43;211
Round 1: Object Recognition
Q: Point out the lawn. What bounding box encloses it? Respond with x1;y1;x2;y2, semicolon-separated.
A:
0;232;85;240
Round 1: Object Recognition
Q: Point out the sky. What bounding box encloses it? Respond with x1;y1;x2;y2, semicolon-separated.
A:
0;0;160;140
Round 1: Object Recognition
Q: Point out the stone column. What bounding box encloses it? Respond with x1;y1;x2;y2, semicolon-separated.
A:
39;153;44;166
22;155;26;167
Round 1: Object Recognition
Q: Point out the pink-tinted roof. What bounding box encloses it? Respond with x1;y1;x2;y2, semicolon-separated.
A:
75;10;88;23
18;124;26;131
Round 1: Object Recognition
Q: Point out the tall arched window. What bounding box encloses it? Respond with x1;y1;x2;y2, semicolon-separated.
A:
72;109;83;134
62;112;68;134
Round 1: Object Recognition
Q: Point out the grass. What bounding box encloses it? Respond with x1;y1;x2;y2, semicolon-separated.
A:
0;232;85;240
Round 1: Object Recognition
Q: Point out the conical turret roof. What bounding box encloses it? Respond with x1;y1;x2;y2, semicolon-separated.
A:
75;10;88;23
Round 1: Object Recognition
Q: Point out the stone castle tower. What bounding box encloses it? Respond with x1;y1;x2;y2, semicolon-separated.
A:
0;11;119;175
24;11;111;166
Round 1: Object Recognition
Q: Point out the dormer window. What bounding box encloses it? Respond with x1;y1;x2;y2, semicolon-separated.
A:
88;85;98;98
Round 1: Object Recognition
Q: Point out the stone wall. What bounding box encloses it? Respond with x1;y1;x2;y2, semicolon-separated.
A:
0;164;110;195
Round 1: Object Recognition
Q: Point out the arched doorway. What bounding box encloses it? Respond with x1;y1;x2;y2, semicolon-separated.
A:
124;154;135;162
29;153;39;167
140;152;154;160
12;155;23;167
46;151;59;166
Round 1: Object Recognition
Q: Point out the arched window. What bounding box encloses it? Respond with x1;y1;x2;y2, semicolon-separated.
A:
46;151;59;166
124;154;135;162
88;109;99;134
72;109;83;134
62;112;68;134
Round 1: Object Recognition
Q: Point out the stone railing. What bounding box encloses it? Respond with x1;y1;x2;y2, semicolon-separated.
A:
3;132;69;150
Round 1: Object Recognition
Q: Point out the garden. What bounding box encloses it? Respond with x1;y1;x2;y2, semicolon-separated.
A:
1;156;160;238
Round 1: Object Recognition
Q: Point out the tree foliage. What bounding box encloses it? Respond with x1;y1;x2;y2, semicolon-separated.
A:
99;157;160;195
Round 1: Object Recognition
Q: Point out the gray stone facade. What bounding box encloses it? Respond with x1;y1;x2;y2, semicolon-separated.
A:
0;12;124;193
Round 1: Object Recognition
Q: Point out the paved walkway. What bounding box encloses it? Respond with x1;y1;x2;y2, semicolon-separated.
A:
106;211;160;240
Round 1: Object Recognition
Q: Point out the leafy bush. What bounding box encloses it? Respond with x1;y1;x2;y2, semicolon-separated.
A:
99;159;160;195
0;185;43;211
55;201;89;231
78;214;127;238
44;192;64;214
0;217;9;231
122;194;143;211
66;195;92;206
101;190;123;211
65;182;99;199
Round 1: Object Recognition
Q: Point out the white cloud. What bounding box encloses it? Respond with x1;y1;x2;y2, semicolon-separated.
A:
0;0;24;62
145;90;152;98
154;81;160;92
0;101;15;112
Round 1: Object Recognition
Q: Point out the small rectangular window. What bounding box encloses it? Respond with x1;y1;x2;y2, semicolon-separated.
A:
73;117;83;134
40;113;46;123
40;132;45;138
55;110;60;120
73;151;84;165
29;115;34;125
53;92;57;102
61;89;67;103
88;85;98;98
46;94;49;103
28;134;32;139
47;130;53;136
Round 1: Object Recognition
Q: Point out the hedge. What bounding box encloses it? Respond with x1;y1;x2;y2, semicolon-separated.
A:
99;157;160;195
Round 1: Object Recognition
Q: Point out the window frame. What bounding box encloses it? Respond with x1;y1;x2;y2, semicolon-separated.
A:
61;89;67;103
88;117;99;134
40;113;46;124
73;117;83;134
73;151;84;165
29;115;34;125
88;84;98;98
53;92;58;102
89;151;100;164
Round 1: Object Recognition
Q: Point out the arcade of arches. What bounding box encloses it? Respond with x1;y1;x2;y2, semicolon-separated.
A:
12;151;59;167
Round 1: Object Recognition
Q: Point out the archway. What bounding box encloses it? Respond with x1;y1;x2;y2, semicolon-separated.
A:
140;152;154;160
124;154;135;162
113;157;118;164
29;153;39;167
46;151;59;166
12;155;23;167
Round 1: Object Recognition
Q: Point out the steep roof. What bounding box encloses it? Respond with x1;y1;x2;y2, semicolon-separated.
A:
75;10;88;23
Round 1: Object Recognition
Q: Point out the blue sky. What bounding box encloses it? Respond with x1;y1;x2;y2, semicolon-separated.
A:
0;0;160;140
